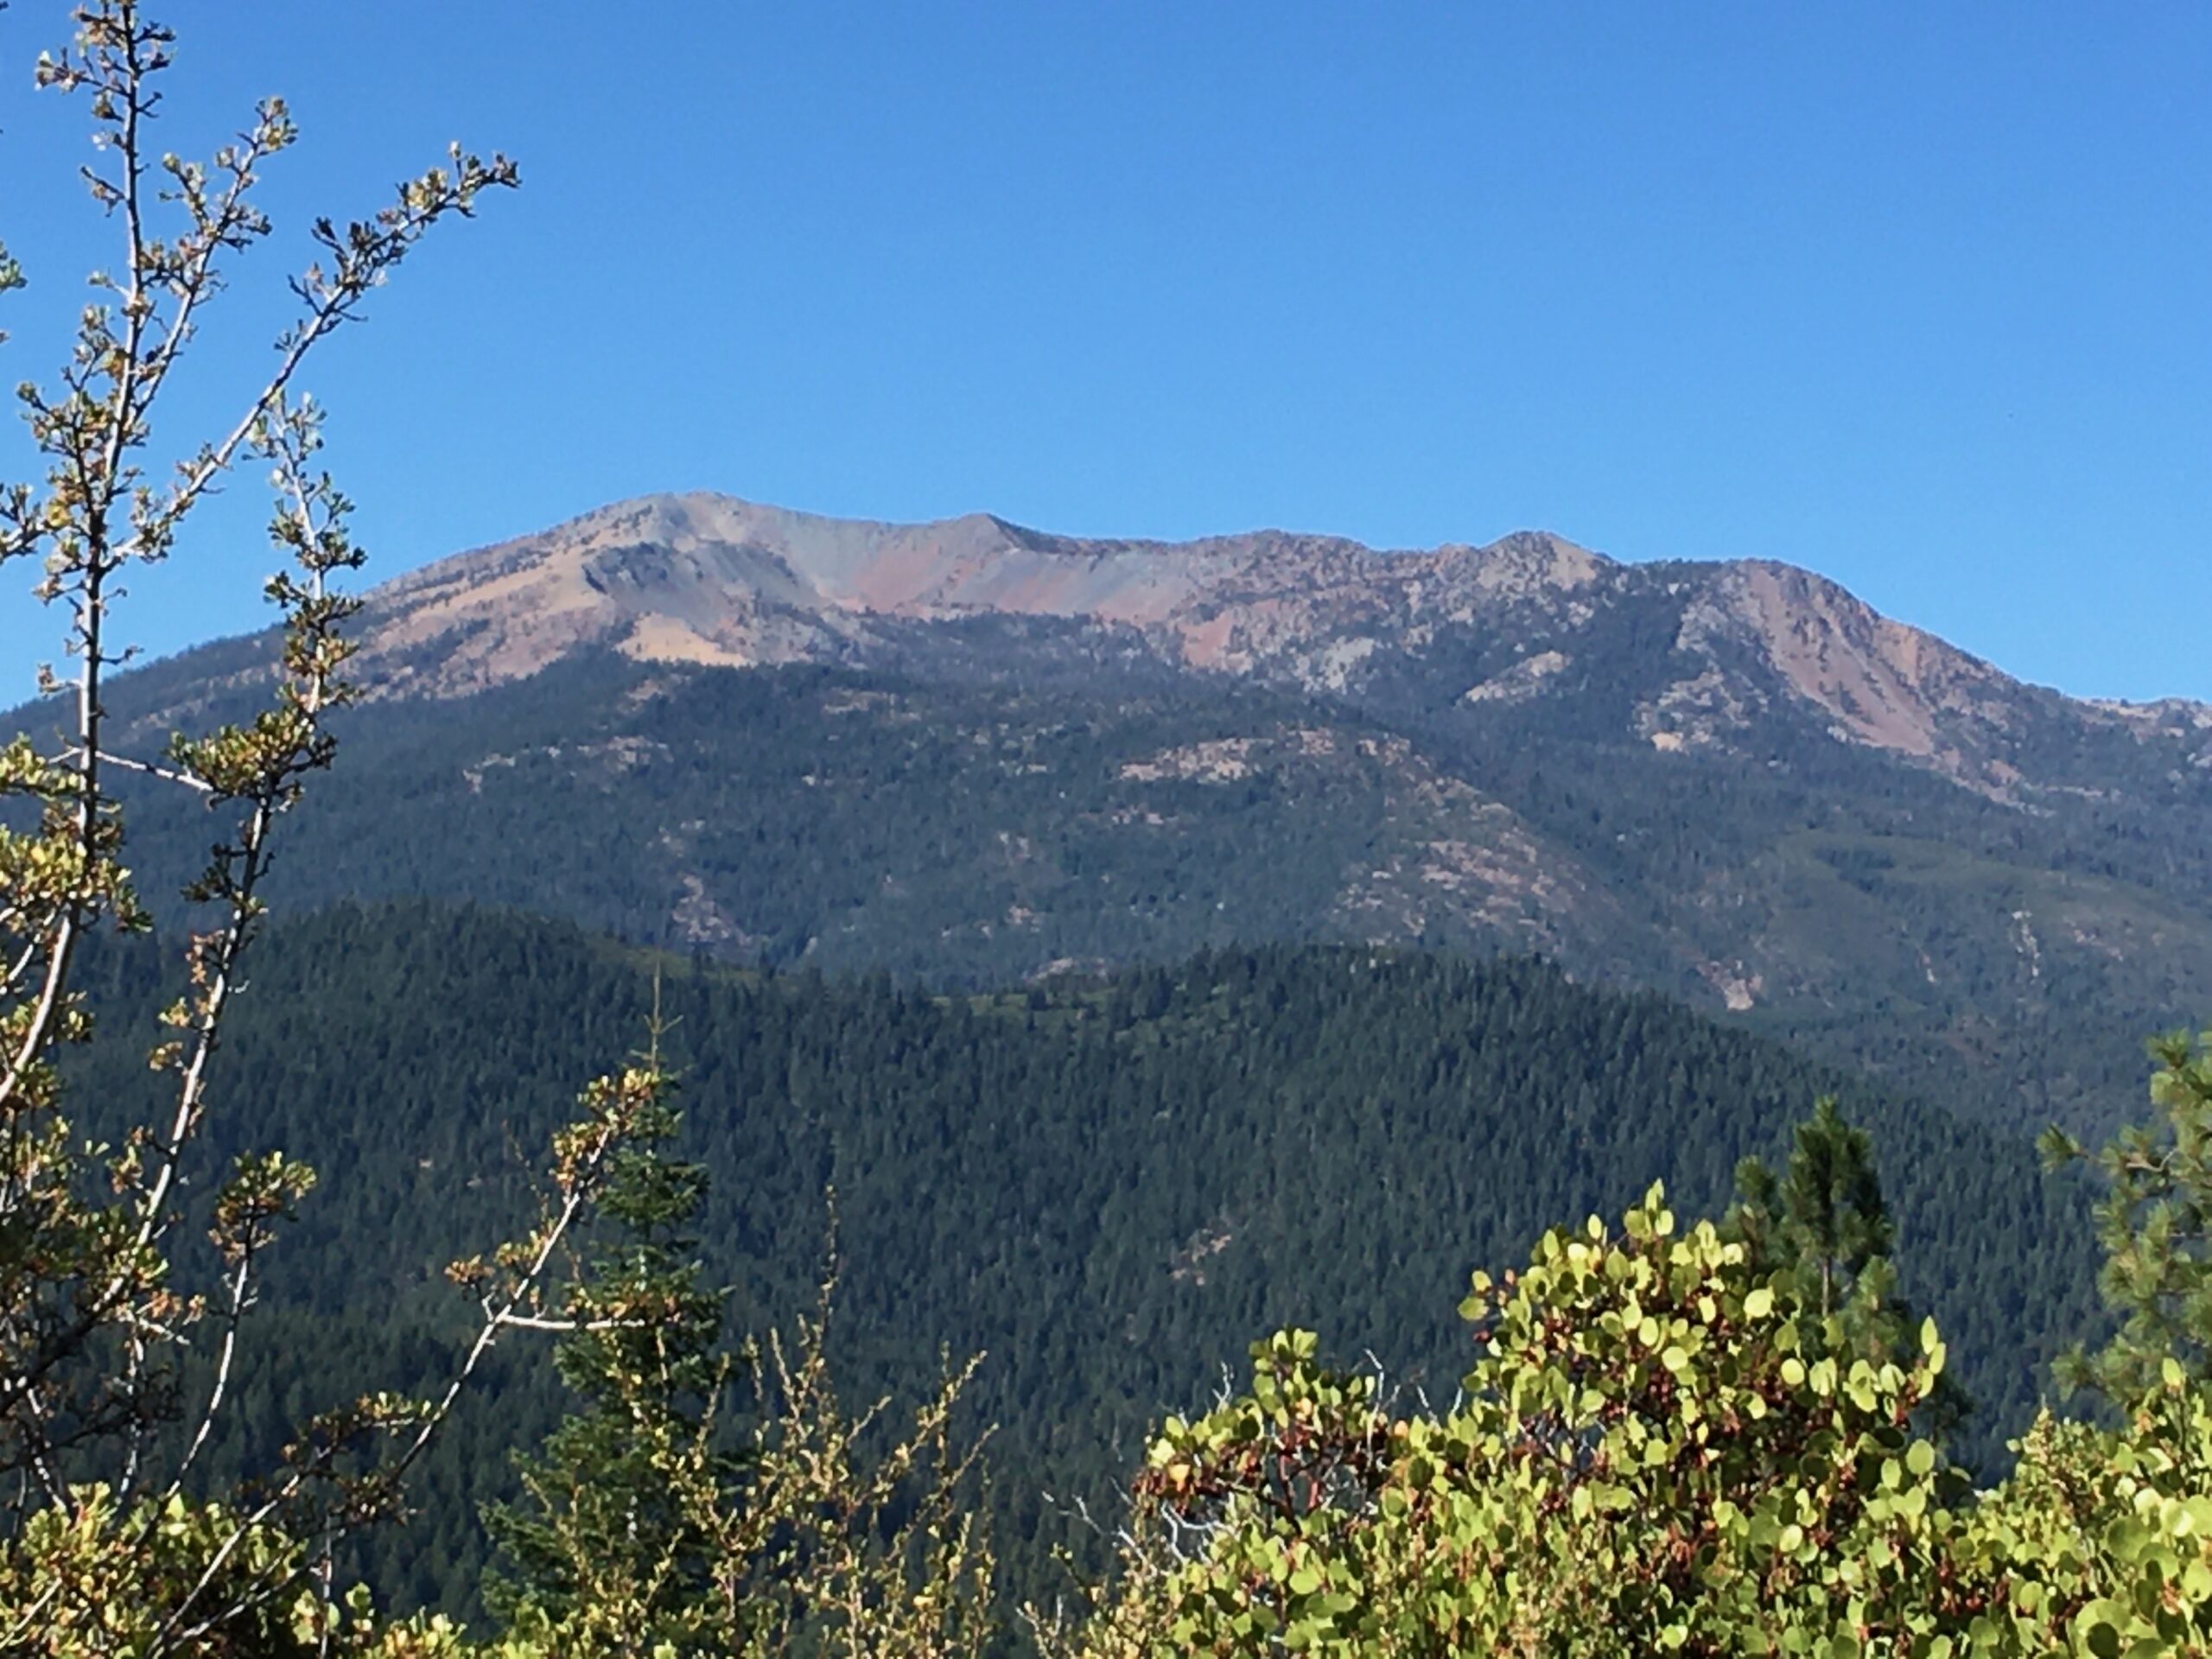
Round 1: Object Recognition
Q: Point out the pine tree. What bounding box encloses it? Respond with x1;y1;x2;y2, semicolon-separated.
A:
1729;1098;1891;1319
1726;1097;1969;1434
483;1065;735;1649
2043;1030;2212;1403
483;1050;997;1656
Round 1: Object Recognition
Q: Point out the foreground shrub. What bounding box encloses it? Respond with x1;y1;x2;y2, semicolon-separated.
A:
1040;1184;2212;1657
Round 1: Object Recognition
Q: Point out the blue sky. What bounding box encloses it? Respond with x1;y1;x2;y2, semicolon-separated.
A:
0;3;2206;699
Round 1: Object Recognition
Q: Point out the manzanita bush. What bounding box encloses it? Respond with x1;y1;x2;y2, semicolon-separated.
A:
1036;1180;2212;1658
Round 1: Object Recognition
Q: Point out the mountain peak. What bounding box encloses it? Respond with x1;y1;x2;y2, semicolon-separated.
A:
345;495;1637;697
268;492;2208;804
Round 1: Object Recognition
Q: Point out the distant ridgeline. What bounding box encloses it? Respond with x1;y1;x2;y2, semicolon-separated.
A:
71;902;2103;1622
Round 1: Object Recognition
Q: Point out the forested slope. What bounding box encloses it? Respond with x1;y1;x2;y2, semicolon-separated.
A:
66;464;2212;1153
79;641;2211;1142
73;902;2105;1618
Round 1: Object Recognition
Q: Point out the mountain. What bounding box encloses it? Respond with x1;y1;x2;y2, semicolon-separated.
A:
297;492;2206;803
81;493;2212;1133
336;494;1603;700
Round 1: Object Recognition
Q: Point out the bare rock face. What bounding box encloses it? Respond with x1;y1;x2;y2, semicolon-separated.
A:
1667;562;2023;793
1465;650;1573;706
346;493;1612;699
356;496;920;690
355;493;1259;690
337;491;2209;807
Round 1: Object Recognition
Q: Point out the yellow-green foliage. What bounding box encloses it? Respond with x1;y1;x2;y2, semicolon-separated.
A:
1967;1379;2212;1659
0;1487;316;1656
1038;1185;2212;1658
490;1305;996;1659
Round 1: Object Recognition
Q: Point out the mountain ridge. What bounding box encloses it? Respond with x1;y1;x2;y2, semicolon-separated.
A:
53;490;2212;1135
327;491;2206;805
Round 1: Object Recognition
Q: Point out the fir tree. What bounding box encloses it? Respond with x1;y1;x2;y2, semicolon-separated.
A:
2044;1030;2212;1403
484;1059;737;1648
483;1042;996;1656
1727;1096;1971;1434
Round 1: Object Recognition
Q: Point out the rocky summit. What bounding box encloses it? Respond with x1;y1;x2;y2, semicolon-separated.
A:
338;493;2210;803
86;494;2212;1135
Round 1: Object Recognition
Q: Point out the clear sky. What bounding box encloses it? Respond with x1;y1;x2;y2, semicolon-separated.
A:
0;3;2206;700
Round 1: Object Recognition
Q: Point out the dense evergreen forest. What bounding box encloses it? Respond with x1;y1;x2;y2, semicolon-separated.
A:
71;901;2105;1622
88;645;2212;1143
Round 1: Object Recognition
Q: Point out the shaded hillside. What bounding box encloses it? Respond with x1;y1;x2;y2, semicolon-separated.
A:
75;904;2104;1618
86;632;2212;1137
